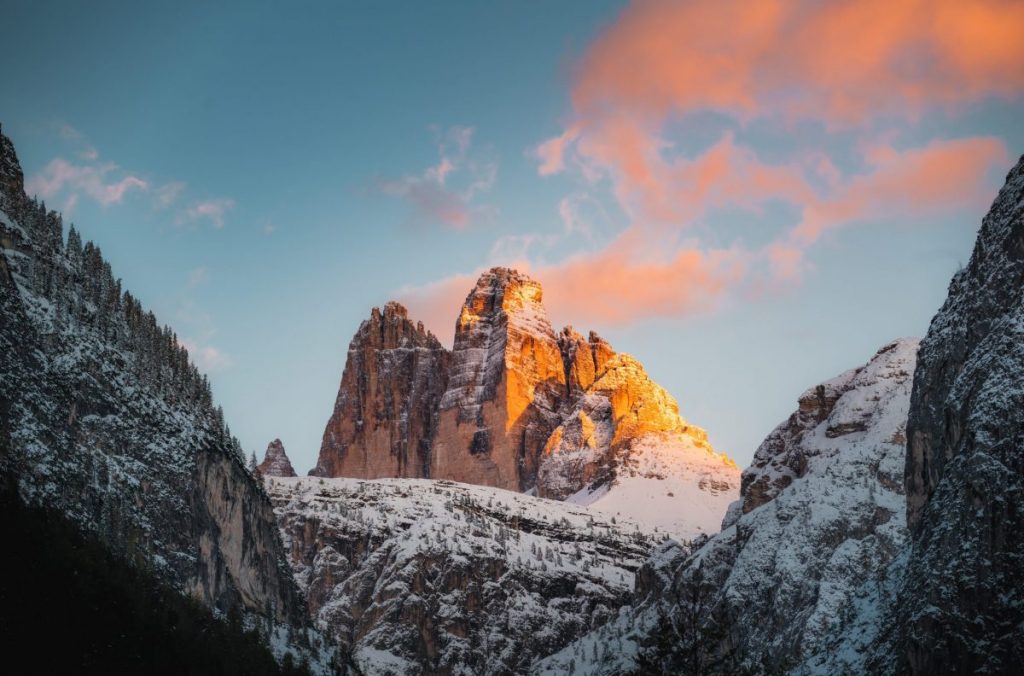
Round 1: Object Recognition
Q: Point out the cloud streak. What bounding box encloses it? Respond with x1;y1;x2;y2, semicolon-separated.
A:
178;198;235;229
26;158;148;207
375;126;496;229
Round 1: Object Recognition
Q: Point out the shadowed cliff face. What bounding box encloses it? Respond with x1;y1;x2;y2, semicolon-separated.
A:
313;301;451;479
892;155;1024;674
268;476;669;675
535;338;919;675
0;129;312;641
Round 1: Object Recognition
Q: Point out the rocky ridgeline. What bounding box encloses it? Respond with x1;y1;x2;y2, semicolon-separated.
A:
312;267;739;539
0;128;332;671
267;475;676;675
313;302;450;479
536;338;920;674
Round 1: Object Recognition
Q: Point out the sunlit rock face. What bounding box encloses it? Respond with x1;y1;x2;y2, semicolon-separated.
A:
312;301;451;479
314;266;740;531
431;267;569;491
259;439;297;478
538;351;740;540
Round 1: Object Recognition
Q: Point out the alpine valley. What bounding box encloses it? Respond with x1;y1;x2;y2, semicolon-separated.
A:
2;116;1023;676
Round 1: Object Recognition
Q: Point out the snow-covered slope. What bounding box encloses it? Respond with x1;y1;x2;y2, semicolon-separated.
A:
564;433;739;541
535;338;918;675
0;127;331;670
267;475;674;675
538;351;739;541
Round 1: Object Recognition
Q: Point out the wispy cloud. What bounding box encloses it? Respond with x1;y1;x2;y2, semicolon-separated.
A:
186;266;209;289
375;125;497;230
26;157;148;207
178;198;235;229
156;181;186;209
176;272;232;372
181;338;233;372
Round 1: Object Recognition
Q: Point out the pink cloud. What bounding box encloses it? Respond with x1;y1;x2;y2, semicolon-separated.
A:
26;158;148;206
397;232;745;346
178;198;235;229
791;136;1009;246
521;0;1020;326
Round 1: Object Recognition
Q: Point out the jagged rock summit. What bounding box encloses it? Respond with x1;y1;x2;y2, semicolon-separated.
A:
432;267;570;491
312;300;450;479
312;266;740;540
258;438;297;477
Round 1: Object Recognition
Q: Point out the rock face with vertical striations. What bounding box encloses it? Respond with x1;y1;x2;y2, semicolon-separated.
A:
313;267;740;534
431;268;569;491
885;154;1024;674
0;127;331;669
258;438;297;477
312;301;451;479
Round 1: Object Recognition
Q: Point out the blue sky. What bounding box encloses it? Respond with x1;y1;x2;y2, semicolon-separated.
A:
3;0;1022;473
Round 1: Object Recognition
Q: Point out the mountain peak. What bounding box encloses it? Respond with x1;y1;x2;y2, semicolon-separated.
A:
259;438;297;477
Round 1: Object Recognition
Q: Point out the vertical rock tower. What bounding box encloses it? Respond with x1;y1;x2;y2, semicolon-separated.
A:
431;268;568;491
258;439;298;478
312;301;451;478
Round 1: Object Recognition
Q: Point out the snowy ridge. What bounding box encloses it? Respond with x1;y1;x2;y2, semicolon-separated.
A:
535;338;918;674
268;475;678;675
566;433;740;542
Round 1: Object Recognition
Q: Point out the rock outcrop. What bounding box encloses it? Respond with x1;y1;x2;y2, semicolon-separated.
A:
312;301;450;479
0;128;331;670
431;268;569;491
536;338;918;674
885;155;1024;673
258;438;297;478
268;475;669;676
537;352;739;540
315;267;739;523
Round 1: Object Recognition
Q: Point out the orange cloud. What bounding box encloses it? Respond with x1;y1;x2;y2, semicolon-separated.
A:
519;0;1019;328
791;136;1009;245
564;0;1024;131
397;234;745;345
537;0;1022;227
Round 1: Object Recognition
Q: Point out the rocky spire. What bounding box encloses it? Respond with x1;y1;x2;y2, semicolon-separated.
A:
311;301;451;478
431;267;569;491
258;438;297;478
